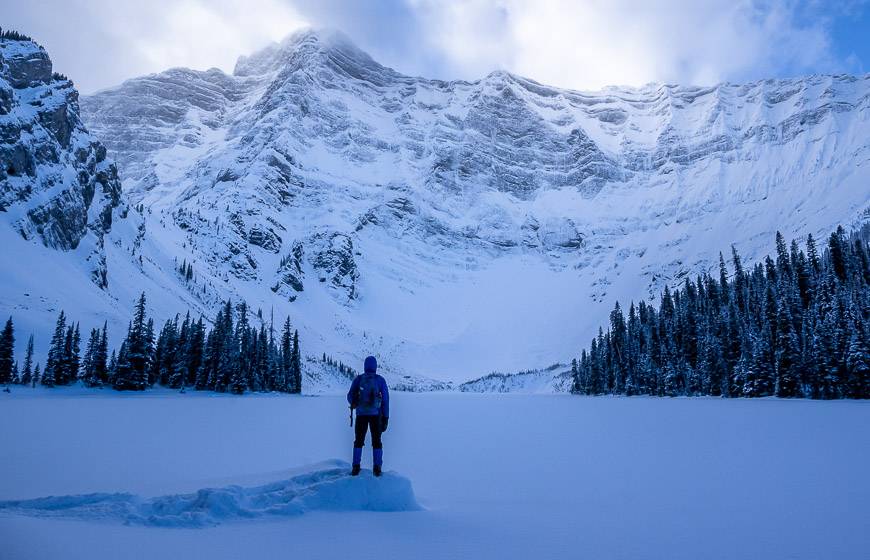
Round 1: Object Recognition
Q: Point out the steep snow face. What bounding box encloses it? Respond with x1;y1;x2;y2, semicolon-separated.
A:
0;38;123;287
6;29;868;384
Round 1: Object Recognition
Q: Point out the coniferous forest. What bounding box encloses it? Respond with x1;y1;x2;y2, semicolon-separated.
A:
572;226;870;399
0;294;302;394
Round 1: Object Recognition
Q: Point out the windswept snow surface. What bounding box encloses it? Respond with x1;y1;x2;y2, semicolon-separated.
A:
0;460;419;528
1;390;867;559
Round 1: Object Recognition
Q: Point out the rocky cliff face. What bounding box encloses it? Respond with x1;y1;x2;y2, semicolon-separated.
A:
5;29;868;384
0;38;122;287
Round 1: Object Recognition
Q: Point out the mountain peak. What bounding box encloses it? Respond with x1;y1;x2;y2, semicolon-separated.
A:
233;27;384;79
283;27;358;51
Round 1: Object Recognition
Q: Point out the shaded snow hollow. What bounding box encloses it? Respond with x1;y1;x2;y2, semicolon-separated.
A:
0;460;420;527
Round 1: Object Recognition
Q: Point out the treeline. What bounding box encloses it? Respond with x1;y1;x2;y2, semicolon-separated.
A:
321;353;357;377
0;28;33;42
572;226;869;399
0;294;302;394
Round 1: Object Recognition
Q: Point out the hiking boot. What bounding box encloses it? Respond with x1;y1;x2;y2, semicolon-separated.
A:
373;465;382;477
351;464;361;476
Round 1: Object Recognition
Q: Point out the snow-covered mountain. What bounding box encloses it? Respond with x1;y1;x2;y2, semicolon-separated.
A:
2;29;869;387
0;38;122;287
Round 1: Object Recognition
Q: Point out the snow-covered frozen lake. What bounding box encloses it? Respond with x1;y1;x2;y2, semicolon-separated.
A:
1;391;867;559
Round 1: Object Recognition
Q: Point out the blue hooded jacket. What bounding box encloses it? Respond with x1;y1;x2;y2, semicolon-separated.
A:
347;356;389;417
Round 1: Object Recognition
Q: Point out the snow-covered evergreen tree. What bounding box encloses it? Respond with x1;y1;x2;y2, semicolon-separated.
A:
844;322;870;399
95;323;109;386
31;363;41;388
0;317;14;385
775;305;802;397
42;311;66;387
279;317;292;392
289;330;302;394
20;334;34;386
81;328;100;387
70;323;81;383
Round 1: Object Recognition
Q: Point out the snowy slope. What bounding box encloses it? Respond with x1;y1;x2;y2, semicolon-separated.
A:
459;363;573;393
2;29;869;387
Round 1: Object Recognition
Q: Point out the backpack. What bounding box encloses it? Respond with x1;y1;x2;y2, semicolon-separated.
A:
357;374;382;412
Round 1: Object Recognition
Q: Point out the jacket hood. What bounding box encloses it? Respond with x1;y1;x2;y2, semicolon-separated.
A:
364;355;377;373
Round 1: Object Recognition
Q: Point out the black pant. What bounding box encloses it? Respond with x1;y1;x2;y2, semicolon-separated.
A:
354;414;382;449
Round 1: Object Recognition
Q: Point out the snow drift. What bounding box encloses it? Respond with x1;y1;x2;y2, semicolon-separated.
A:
0;460;420;527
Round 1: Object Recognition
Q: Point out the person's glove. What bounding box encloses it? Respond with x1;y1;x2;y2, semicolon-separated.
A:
380;416;389;433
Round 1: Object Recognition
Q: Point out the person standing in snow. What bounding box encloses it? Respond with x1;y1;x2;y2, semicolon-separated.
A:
347;356;389;477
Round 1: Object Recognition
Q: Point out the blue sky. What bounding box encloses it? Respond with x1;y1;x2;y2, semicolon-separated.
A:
828;2;870;73
4;0;869;93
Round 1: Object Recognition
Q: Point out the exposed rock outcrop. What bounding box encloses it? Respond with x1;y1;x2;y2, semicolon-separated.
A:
0;37;122;287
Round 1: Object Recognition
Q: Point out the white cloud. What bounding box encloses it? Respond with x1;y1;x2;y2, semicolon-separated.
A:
4;0;851;93
4;0;308;92
410;0;839;89
97;0;309;75
409;0;514;78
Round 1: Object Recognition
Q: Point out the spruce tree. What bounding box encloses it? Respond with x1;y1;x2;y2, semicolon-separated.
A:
731;246;747;313
828;227;848;283
0;317;14;385
280;317;292;392
235;301;251;393
806;233;821;276
255;324;269;391
854;236;870;285
122;293;152;390
115;340;135;390
774;305;802;397
266;321;280;392
32;363;41;387
168;314;189;389
214;300;235;392
95;323;109;385
43;311;66;387
20;334;34;386
59;324;73;385
198;311;220;391
107;350;117;385
153;318;178;386
818;304;843;399
81;328;99;387
70;323;81;383
806;313;826;399
290;330;302;394
844;326;870;399
718;253;730;305
609;303;627;393
775;231;791;279
187;317;205;387
792;239;812;307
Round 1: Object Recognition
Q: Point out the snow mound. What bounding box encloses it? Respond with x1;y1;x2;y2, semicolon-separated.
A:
0;460;420;527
